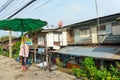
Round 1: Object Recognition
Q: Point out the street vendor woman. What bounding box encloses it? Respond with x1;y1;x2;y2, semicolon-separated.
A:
19;36;29;72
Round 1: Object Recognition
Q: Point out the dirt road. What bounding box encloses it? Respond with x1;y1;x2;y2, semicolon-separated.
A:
0;55;76;80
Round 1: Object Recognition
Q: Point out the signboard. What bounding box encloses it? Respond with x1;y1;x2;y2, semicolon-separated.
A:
25;38;32;45
38;48;45;54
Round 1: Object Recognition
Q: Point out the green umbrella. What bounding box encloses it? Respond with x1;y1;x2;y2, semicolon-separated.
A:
0;18;47;58
0;18;47;35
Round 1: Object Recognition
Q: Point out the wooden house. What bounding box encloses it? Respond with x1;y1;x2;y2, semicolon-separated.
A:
50;13;120;68
28;13;120;66
41;28;67;49
64;13;120;44
29;28;67;48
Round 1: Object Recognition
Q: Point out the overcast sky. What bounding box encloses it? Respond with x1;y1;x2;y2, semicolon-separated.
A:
0;0;120;37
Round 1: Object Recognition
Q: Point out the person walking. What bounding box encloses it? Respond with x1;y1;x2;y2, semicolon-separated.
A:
19;36;29;72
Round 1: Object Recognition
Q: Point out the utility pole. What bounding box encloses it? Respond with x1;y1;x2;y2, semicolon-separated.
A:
8;0;37;58
95;0;100;30
95;0;100;44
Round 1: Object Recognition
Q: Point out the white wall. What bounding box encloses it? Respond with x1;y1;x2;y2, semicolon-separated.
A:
46;31;67;48
91;27;98;43
61;31;67;46
112;25;120;35
46;32;53;47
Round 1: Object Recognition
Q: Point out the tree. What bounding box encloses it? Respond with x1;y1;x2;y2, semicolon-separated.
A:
0;36;16;42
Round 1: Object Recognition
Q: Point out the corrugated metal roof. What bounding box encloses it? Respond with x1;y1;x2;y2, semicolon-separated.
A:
53;46;120;60
63;13;120;28
42;28;66;32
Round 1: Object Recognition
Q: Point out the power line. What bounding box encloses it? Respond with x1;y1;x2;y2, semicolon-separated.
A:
12;0;52;18
0;0;30;19
35;0;52;9
7;0;37;19
0;0;21;19
0;0;15;13
13;0;39;18
1;0;52;19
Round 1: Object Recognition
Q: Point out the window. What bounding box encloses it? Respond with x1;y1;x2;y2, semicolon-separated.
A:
112;20;120;26
112;25;120;35
53;32;62;42
98;25;106;31
67;30;74;41
38;34;44;45
80;29;90;38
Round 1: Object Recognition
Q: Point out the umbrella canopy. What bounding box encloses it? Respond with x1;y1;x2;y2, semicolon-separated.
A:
0;18;47;58
0;18;47;35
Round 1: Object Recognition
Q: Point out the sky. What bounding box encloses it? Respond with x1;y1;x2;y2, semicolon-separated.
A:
0;0;120;37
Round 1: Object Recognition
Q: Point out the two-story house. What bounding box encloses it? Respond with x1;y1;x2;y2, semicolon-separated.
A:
28;13;120;67
51;13;120;68
64;13;120;44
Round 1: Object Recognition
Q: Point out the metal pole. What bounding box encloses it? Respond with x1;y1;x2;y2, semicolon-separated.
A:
95;0;100;30
45;33;48;66
95;0;100;43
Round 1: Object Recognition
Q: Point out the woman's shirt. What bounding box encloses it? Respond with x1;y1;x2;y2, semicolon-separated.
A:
19;43;29;57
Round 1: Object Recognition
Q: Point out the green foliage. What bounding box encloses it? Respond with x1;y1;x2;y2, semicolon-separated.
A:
109;65;120;80
0;36;16;42
12;41;21;59
116;61;120;69
82;57;95;67
96;68;109;80
72;57;120;80
2;51;9;57
0;46;9;57
0;36;9;42
0;46;3;54
81;57;97;79
12;41;21;52
72;68;86;78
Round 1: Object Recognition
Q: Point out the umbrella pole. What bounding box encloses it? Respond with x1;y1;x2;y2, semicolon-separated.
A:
45;34;49;67
9;31;12;58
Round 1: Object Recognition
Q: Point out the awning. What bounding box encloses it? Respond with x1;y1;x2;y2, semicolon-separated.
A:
52;46;120;60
